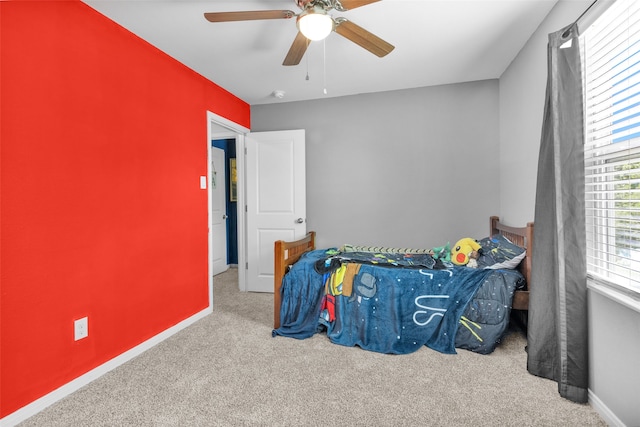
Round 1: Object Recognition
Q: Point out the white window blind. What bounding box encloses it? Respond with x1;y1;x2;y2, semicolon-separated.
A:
583;0;640;294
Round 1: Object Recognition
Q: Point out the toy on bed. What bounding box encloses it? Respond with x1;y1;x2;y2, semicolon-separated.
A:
431;242;451;263
451;238;482;267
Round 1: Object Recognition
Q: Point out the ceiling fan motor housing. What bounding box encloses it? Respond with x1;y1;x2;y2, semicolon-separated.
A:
204;0;392;66
296;0;341;12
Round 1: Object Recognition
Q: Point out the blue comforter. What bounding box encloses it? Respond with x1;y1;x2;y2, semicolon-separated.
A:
273;249;524;355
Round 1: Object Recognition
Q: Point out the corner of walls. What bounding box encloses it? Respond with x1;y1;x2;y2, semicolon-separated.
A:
498;0;592;226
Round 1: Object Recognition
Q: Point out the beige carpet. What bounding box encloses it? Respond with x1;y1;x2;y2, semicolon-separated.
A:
19;268;605;426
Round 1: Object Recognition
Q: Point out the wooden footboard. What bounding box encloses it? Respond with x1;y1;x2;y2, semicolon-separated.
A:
273;231;316;329
274;217;534;329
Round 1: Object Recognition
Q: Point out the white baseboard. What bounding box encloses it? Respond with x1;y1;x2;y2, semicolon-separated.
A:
0;307;212;427
590;388;626;427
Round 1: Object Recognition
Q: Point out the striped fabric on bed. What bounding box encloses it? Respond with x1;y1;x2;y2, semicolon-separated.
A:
339;244;433;255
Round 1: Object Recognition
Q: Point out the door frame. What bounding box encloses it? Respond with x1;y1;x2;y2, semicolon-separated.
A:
207;111;250;307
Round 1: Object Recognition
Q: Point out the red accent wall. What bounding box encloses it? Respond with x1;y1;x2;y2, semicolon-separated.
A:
0;1;250;417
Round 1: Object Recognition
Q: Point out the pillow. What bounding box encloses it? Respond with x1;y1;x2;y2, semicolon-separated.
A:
476;234;526;270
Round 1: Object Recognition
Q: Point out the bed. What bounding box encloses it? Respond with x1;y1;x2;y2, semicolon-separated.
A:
272;216;533;355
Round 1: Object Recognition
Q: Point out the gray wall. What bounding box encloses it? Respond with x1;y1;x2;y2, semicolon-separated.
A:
500;1;639;425
251;80;500;250
499;0;592;227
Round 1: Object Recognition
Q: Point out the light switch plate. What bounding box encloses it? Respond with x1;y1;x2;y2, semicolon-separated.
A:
200;176;207;189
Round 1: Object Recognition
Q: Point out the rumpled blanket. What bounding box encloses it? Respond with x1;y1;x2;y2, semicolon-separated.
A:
273;249;507;354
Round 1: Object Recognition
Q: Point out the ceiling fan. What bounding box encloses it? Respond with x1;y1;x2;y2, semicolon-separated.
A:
204;0;394;66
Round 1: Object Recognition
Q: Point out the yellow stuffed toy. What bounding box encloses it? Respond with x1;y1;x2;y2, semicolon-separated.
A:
451;238;482;267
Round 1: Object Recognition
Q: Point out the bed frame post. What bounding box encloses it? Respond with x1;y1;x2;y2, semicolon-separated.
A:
274;239;286;330
273;231;316;330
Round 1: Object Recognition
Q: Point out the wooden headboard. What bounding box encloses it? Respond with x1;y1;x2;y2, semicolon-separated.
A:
274;217;533;329
489;216;533;310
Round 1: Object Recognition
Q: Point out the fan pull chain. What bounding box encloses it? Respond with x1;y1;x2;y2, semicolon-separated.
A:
305;46;310;81
323;39;327;95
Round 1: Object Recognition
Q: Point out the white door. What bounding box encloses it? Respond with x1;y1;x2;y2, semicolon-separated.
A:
245;130;306;292
211;147;229;276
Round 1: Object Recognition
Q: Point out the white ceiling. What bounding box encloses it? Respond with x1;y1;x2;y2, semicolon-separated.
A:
82;0;559;105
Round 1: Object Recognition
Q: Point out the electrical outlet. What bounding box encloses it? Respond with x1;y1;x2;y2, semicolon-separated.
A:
74;317;88;341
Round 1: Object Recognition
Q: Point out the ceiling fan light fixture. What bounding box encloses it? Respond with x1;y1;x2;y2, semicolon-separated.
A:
297;9;333;41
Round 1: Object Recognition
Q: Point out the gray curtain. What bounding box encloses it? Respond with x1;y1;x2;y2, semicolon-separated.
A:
527;23;589;404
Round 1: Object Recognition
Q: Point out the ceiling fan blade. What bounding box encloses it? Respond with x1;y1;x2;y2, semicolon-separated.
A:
336;0;380;11
204;10;295;23
283;32;310;66
334;19;394;57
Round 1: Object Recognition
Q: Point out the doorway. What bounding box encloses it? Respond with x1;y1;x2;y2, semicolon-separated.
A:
211;145;229;276
207;112;249;309
211;139;238;267
206;114;307;300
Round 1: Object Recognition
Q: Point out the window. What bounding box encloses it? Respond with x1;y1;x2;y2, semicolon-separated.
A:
583;0;640;295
